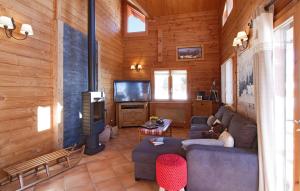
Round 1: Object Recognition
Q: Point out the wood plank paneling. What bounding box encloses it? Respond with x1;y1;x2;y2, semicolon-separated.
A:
0;0;56;179
135;0;220;17
220;0;295;118
274;0;293;15
220;0;264;62
124;11;221;99
150;102;192;128
294;2;300;188
123;10;220;126
59;0;123;125
0;0;123;179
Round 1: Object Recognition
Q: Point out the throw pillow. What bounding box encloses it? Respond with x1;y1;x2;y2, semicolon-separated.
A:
215;106;226;120
218;131;234;147
182;139;224;150
210;124;226;136
213;119;221;125
207;115;217;126
201;131;219;139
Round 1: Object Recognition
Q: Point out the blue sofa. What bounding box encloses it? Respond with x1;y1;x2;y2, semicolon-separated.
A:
132;106;259;191
187;106;258;191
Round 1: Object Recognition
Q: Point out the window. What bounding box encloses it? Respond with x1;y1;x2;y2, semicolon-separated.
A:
154;71;169;100
154;70;188;100
221;58;233;105
126;4;146;33
222;0;233;26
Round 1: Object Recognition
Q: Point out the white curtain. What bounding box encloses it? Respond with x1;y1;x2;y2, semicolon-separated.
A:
252;6;277;191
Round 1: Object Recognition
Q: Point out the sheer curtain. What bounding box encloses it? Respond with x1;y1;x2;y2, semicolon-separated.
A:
252;6;276;191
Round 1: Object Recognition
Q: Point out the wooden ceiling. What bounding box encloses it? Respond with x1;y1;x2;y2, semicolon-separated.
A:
274;0;293;15
133;0;221;17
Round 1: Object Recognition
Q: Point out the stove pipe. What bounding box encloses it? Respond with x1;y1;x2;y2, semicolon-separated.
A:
88;0;96;92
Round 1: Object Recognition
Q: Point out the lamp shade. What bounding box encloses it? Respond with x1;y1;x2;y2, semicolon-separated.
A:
20;24;33;35
137;64;142;70
0;16;14;29
130;64;136;70
232;37;242;47
237;31;248;41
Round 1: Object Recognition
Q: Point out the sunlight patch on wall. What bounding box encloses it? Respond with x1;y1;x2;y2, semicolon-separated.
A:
56;103;63;124
37;106;51;132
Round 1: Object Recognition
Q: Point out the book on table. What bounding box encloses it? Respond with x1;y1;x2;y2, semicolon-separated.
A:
149;137;164;146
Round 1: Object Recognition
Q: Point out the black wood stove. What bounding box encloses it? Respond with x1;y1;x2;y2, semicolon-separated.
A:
82;0;105;155
82;92;105;155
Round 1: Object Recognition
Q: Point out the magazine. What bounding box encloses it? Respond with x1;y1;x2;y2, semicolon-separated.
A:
149;137;164;146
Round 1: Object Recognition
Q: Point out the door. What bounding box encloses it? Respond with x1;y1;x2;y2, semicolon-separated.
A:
294;3;300;190
274;16;295;191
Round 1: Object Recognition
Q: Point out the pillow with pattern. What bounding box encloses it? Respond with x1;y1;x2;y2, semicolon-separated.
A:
207;115;217;126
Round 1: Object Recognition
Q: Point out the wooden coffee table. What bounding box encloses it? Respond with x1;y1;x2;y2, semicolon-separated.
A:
138;119;172;141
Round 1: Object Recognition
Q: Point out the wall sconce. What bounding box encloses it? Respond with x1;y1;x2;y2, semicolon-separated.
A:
130;64;142;71
232;31;248;51
0;16;33;40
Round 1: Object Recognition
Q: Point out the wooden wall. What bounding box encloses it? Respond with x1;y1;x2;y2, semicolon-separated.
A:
220;0;264;119
123;10;220;127
59;0;124;125
220;0;264;62
0;0;56;178
220;0;294;119
123;10;220;112
0;0;123;178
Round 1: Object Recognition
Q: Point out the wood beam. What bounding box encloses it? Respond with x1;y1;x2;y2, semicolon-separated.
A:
127;0;150;18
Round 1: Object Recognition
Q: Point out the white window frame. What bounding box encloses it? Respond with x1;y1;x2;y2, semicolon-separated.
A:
125;4;148;36
221;58;233;105
222;0;233;26
153;69;188;101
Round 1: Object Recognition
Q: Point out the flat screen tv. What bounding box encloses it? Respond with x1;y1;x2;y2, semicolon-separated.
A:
114;80;151;102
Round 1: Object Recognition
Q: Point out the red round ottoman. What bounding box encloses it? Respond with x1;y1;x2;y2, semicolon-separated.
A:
156;154;187;191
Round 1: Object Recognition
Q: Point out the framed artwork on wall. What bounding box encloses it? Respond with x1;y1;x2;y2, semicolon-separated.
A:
176;45;204;61
237;48;256;120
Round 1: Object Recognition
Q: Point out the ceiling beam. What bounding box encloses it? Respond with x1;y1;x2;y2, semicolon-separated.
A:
127;0;151;18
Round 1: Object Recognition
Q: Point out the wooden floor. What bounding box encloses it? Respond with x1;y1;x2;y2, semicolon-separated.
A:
1;127;188;191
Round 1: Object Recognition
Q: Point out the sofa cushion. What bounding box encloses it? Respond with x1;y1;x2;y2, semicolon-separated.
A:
215;106;226;120
228;114;257;149
132;136;185;164
190;124;210;132
207;115;217;126
211;123;226;135
182;139;224;150
221;110;235;128
218;131;234;147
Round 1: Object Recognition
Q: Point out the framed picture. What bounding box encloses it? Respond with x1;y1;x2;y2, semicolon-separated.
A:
196;95;203;100
176;45;204;61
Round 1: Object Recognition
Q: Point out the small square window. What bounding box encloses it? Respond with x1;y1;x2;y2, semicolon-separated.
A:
222;0;233;26
127;5;146;33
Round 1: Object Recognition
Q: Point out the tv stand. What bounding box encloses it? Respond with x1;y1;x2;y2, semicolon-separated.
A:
116;102;149;128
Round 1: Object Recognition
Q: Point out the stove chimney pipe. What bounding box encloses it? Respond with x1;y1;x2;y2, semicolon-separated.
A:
88;0;96;91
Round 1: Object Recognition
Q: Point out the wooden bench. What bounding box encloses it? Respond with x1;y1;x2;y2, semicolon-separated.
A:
3;149;71;189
